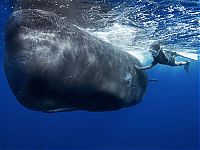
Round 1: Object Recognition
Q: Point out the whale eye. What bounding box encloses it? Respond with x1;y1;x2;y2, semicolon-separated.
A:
123;73;132;87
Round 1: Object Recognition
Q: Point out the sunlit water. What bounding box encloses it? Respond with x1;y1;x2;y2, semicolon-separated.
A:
82;0;200;64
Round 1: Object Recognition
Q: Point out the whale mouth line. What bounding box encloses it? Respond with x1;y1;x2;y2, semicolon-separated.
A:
43;107;78;113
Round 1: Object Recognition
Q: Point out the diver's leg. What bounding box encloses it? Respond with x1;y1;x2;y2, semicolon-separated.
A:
174;61;190;74
174;61;187;66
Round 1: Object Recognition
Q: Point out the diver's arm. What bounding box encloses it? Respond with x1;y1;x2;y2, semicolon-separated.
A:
163;49;178;58
135;62;157;70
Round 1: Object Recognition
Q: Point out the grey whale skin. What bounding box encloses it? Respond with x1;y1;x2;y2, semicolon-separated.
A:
4;0;148;112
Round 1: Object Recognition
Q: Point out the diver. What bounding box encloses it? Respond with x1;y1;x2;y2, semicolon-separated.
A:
135;41;190;74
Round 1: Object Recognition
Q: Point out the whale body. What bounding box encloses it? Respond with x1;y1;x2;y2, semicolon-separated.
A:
4;0;148;112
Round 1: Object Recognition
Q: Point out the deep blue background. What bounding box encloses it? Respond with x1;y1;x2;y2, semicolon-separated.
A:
0;0;199;149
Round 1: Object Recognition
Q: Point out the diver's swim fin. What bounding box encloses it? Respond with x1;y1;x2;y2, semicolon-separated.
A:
184;61;190;74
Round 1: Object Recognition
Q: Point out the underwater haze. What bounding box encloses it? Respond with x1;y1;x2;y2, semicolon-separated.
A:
0;0;199;149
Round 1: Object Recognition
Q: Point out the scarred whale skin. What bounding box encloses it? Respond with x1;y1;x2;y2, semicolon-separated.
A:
4;0;148;112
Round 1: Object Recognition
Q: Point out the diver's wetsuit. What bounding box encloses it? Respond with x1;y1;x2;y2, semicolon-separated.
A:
152;49;177;66
135;48;189;72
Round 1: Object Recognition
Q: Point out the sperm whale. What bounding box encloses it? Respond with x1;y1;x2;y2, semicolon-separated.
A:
4;0;148;112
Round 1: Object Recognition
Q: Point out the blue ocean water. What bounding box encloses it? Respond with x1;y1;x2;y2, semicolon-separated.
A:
0;0;199;149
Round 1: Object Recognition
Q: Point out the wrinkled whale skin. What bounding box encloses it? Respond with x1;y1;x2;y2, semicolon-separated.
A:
4;1;148;112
